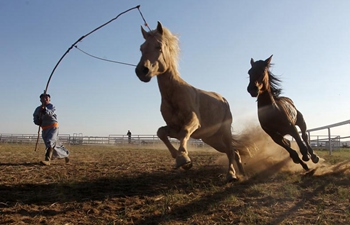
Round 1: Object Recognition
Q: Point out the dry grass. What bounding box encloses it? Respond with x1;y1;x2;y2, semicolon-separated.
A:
1;130;350;225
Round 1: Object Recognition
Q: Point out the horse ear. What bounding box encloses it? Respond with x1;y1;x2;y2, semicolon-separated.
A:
157;21;164;35
265;55;273;65
141;26;148;39
250;58;254;66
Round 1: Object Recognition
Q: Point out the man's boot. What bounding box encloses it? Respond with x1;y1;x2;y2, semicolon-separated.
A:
40;147;53;166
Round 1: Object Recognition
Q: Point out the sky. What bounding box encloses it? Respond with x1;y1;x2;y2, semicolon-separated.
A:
1;1;349;138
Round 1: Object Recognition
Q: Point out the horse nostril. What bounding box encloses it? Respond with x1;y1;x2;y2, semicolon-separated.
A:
135;65;149;76
142;67;149;74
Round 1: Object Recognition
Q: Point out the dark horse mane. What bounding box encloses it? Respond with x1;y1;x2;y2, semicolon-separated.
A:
266;64;283;98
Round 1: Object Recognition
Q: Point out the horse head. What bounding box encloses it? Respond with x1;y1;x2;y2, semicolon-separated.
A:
247;55;273;97
135;21;179;82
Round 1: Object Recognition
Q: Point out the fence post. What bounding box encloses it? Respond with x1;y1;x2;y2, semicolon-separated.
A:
328;127;332;155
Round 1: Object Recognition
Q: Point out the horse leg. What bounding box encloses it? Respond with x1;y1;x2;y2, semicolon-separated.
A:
269;133;309;171
234;148;245;176
174;113;201;170
157;125;193;170
301;131;319;163
158;113;200;170
157;126;178;159
288;124;311;162
175;130;193;170
296;111;319;163
203;134;240;182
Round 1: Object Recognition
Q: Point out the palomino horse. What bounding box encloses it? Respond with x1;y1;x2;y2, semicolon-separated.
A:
135;21;244;182
247;55;319;171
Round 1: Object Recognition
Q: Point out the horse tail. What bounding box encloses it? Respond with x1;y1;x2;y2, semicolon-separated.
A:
231;134;253;157
222;97;252;157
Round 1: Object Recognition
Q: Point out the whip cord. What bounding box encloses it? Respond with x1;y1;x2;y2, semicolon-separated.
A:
74;46;136;67
44;5;142;94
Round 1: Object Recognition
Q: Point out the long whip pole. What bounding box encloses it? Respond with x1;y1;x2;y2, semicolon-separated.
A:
34;5;142;151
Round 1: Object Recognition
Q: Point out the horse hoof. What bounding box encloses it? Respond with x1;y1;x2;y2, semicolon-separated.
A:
311;155;319;164
303;168;317;177
226;174;239;183
175;155;191;169
302;155;310;162
181;162;193;170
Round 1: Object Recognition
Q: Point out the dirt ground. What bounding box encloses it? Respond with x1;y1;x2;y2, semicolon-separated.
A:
1;134;350;224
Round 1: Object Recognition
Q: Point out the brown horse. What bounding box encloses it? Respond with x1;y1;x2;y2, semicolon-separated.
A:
135;21;244;182
247;55;319;171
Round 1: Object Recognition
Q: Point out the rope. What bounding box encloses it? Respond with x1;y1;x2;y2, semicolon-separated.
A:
74;46;136;67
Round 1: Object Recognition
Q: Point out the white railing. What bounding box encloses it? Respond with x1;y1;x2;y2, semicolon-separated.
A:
0;133;205;148
306;119;350;155
2;120;349;154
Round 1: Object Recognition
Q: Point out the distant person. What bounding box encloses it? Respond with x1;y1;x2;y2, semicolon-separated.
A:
127;130;132;144
33;93;69;165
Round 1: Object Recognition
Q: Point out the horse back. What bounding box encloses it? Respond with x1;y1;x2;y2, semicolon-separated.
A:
160;85;232;137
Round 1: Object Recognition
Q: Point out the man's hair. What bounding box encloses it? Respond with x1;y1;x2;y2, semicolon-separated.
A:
40;93;51;98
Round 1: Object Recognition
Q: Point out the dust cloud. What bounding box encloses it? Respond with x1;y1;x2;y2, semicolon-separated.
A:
216;124;350;179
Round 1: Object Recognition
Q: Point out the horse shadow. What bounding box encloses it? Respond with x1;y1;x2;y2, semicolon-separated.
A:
1;160;349;224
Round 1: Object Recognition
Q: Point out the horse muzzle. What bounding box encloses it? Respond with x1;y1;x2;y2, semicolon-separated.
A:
247;85;258;97
135;65;152;82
